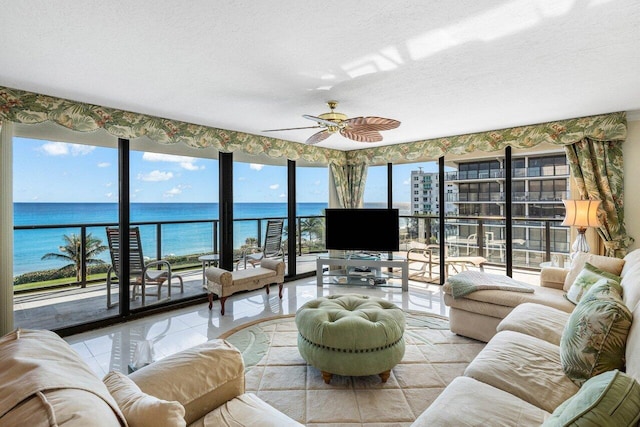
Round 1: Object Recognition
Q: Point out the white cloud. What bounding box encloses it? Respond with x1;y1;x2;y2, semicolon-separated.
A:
238;176;246;181
279;193;286;198
40;141;95;156
31;196;39;201
98;162;111;168
71;145;95;155
269;184;280;190
181;162;204;171
142;152;203;170
105;182;112;187
250;163;264;171
163;184;191;198
137;170;174;182
105;192;114;199
314;180;321;186
403;179;410;185
41;142;69;156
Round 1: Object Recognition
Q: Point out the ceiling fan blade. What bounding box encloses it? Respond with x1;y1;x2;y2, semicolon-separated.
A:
306;130;331;145
340;128;383;143
344;116;401;131
302;114;341;128
262;125;322;132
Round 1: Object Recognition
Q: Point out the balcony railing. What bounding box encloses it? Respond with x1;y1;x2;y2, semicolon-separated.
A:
14;213;569;292
446;165;570;181
13;215;326;290
447;191;568;203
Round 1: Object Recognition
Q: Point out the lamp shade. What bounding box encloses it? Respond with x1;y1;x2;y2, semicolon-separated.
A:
561;199;602;228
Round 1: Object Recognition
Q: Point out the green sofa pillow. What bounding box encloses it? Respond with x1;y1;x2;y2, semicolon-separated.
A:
543;370;640;427
566;262;621;305
560;278;632;386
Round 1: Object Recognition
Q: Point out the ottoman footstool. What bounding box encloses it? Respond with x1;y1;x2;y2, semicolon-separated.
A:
295;294;406;384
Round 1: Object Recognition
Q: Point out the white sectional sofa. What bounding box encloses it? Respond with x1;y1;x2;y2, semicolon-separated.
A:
413;249;640;426
0;330;302;426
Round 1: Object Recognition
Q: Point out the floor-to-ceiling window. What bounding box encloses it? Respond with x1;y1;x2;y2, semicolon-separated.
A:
296;165;329;275
13;136;119;330
233;160;288;272
129;148;218;307
363;165;387;208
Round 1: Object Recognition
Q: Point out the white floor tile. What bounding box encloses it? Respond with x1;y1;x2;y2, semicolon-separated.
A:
66;278;451;377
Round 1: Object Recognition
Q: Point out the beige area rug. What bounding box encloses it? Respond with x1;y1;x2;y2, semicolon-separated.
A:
219;312;485;426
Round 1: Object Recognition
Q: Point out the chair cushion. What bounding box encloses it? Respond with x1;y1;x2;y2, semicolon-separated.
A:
563;252;625;292
464;330;579;412
543;370;640;427
104;371;186;427
565;262;621;304
560;278;632;386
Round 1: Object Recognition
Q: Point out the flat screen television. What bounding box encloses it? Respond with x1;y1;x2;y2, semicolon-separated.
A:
325;208;400;252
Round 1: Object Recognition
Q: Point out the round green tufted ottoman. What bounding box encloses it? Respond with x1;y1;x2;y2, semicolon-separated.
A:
295;294;406;384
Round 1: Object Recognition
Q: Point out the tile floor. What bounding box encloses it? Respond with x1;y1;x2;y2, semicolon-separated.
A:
64;278;450;377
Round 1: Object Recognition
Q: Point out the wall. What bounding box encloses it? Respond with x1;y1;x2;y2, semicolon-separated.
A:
623;118;640;251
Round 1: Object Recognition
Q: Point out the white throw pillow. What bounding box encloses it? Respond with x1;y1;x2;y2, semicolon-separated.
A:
103;371;186;427
563;252;625;292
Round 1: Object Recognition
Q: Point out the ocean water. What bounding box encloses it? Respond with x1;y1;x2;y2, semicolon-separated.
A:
13;202;330;277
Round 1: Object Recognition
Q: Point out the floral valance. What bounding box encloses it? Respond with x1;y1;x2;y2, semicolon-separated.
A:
347;111;627;165
0;86;347;166
0;86;627;167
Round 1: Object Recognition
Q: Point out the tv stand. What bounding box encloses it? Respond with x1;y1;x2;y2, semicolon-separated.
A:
316;255;408;291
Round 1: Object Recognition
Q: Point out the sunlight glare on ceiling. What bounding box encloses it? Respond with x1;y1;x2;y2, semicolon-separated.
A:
406;0;576;61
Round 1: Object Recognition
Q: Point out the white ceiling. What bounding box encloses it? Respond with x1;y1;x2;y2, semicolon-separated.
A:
1;0;639;151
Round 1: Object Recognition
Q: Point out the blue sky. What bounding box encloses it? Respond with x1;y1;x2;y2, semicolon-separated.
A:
13;137;435;203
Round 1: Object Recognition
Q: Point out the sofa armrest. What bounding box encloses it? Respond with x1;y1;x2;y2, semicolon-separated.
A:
540;267;568;290
129;339;244;425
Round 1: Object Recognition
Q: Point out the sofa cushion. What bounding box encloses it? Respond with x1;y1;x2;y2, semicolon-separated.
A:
624;301;640;384
566;262;621;304
0;329;125;426
497;302;570;346
621;248;640;277
543;370;640;427
129;339;244;425
464;330;579;413
104;371;186;427
444;281;574;313
203;393;303;426
620;262;640;312
563;252;625;292
560;278;632;386
413;376;549;426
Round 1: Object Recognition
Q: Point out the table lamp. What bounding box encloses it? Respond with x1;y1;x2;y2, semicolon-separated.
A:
562;199;602;261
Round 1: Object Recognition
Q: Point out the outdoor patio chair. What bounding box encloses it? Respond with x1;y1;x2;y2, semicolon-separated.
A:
242;219;285;269
407;244;487;284
105;227;183;308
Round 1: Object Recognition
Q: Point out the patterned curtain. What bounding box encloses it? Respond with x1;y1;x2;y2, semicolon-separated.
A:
565;138;633;257
330;163;368;208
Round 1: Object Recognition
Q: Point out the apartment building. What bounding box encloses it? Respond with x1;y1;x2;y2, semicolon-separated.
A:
412;151;571;267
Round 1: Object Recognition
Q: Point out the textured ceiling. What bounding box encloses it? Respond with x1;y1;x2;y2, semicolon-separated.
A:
1;0;639;151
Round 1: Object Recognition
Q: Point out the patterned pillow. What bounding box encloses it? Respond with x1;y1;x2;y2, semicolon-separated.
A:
566;262;622;304
543;370;640;426
560;278;633;386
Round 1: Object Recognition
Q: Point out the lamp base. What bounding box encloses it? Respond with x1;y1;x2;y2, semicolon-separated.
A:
569;228;590;263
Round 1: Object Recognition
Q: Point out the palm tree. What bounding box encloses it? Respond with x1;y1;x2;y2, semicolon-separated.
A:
41;233;108;285
300;217;324;241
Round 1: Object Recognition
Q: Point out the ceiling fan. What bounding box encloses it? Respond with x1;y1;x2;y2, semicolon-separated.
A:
262;101;401;145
